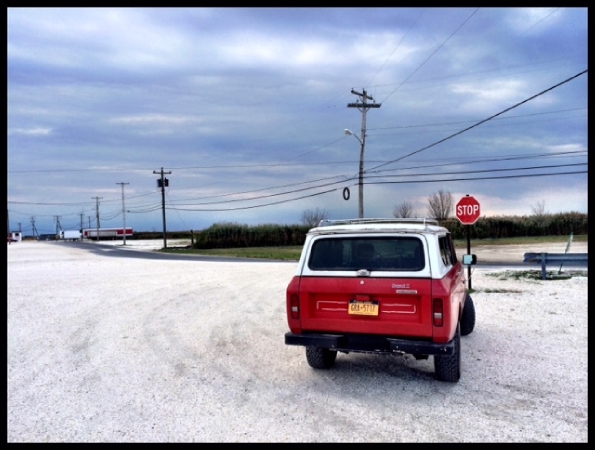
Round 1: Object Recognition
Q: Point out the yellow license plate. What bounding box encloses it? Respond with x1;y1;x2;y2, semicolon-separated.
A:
348;300;379;316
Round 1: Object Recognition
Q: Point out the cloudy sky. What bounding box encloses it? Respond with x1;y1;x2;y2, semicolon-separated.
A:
7;7;587;235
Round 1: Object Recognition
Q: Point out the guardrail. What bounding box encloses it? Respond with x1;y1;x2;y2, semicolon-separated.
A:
523;252;588;280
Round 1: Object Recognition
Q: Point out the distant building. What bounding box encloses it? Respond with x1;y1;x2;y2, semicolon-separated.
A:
7;231;22;243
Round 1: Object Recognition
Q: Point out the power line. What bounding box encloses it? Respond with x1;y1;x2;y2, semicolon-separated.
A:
366;162;587;181
367;69;588;173
168;177;349;207
379;8;480;105
6;107;584;179
164;161;586;209
8;149;586;217
7;65;587;221
366;9;425;87
168;188;338;212
370;150;587;176
165;169;586;213
368;107;586;132
365;170;587;186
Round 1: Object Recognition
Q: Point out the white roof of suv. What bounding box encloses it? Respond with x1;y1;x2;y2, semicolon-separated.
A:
309;218;449;236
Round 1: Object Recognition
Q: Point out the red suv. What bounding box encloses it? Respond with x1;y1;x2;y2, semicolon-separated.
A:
285;218;477;382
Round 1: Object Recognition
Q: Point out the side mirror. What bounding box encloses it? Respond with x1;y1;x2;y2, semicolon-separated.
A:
462;254;477;265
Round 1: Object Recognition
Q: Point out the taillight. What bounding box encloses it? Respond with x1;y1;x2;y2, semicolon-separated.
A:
290;293;300;319
433;298;444;326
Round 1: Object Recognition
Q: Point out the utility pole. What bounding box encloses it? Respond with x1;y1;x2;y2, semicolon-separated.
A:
30;216;38;238
347;88;381;218
54;215;62;238
91;197;102;241
153;167;171;249
79;212;84;238
116;182;129;245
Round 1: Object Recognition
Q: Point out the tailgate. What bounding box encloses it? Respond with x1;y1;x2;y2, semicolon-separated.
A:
298;276;433;338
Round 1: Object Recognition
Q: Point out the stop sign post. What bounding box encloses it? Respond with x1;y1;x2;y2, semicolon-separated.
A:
456;195;480;290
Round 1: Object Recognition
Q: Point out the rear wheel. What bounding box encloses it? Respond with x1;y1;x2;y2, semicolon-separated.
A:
306;346;337;369
434;325;461;382
460;293;476;336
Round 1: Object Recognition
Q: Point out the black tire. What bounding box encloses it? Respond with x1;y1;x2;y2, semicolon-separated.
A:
460;293;476;336
305;346;337;369
434;325;461;382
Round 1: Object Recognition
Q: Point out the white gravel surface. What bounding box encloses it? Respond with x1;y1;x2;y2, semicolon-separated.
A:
7;240;588;442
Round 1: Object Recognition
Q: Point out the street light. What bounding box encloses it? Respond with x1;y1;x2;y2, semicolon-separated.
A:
344;128;365;218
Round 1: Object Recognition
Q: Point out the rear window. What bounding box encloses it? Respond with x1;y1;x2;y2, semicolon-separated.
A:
438;234;457;267
308;237;424;271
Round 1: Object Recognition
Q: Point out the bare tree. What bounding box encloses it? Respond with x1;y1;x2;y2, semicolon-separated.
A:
393;201;416;218
427;189;453;220
531;200;546;216
301;207;329;227
531;200;548;227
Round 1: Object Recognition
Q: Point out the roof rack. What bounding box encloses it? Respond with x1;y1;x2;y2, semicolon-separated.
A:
318;218;440;227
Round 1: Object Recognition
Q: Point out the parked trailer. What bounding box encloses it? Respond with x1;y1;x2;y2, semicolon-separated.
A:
60;230;82;241
83;227;133;240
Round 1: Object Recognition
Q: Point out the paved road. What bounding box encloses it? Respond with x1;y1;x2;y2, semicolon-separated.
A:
65;241;284;263
53;240;589;270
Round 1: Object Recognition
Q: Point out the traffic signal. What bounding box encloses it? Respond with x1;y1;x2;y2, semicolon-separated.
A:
164;178;169;187
157;179;162;188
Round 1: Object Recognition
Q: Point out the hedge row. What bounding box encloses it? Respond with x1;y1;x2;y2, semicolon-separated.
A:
136;212;587;248
192;222;311;249
439;212;588;239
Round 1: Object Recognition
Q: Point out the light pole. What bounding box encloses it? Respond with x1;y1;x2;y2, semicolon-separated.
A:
345;128;365;218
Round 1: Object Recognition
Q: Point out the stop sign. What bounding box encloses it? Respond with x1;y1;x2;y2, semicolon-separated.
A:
456;195;481;225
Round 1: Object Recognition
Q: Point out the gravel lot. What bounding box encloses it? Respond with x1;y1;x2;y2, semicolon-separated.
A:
7;240;588;442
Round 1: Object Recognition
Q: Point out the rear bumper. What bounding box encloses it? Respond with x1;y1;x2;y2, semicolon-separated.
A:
285;332;454;356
